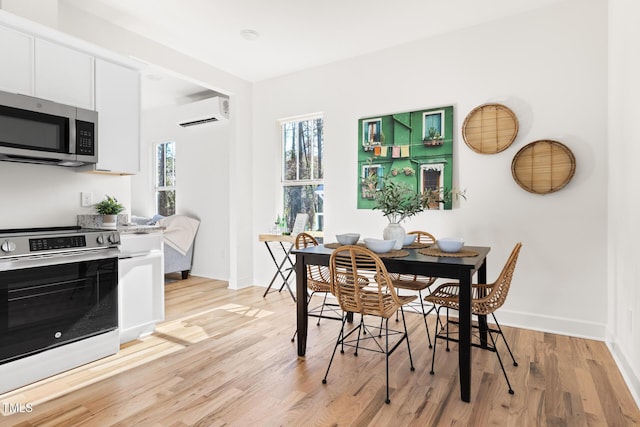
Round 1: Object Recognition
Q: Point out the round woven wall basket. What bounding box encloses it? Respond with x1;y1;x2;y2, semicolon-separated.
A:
462;103;519;154
511;139;576;194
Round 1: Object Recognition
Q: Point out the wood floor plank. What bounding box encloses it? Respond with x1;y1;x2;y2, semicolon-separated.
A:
0;276;638;426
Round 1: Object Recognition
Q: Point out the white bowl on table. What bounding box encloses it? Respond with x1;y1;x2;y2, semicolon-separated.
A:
336;233;360;245
437;237;464;253
403;234;417;246
364;238;396;253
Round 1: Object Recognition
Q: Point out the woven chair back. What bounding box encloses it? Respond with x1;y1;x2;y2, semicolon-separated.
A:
295;232;331;291
394;231;437;285
329;245;402;317
408;230;437;245
475;242;522;315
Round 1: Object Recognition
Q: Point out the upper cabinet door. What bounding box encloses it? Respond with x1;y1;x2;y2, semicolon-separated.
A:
34;38;94;109
0;26;34;95
93;58;141;175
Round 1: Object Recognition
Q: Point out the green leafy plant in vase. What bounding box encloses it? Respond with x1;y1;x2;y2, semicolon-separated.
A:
372;177;423;249
95;195;124;227
373;177;467;248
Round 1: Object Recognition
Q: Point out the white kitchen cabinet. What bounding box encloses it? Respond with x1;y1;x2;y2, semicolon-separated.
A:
0;25;33;95
88;59;141;175
118;233;164;344
34;38;94;110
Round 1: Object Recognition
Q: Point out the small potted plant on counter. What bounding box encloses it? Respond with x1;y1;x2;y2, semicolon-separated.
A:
95;195;124;228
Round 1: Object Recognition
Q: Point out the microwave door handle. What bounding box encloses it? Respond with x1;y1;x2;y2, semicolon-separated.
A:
69;118;77;155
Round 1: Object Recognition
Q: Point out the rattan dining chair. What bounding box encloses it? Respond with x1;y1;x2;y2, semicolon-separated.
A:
290;232;342;342
425;242;522;394
322;245;416;404
389;230;438;347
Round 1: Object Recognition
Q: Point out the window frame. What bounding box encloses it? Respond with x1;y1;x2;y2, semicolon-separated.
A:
154;141;176;216
279;113;324;231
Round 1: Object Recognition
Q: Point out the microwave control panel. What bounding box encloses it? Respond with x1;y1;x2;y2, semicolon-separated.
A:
76;120;95;156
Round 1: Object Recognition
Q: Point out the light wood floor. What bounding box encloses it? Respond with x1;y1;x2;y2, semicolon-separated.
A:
1;275;638;426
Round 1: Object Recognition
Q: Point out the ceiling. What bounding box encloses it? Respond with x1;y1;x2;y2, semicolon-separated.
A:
60;0;568;107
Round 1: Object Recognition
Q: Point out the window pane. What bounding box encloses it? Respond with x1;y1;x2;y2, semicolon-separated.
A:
283;184;324;231
157;190;175;216
156;142;175;187
282;118;323;182
155;141;176;216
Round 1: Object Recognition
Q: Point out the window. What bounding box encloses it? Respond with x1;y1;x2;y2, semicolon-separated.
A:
155;141;176;216
281;114;324;231
420;163;445;210
423;110;445;140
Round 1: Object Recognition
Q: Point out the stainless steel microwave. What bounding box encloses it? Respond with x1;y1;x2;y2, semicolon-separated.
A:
0;90;98;167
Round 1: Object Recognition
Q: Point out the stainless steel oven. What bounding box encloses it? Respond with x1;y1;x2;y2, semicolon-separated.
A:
0;226;120;393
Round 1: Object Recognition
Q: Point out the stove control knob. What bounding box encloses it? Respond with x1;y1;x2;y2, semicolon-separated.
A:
1;240;16;253
97;234;105;245
108;233;120;244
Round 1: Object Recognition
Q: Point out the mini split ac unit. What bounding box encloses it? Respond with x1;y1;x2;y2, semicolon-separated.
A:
177;96;230;127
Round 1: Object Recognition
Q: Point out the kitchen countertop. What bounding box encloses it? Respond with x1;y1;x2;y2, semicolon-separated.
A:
96;224;164;234
77;214;164;234
117;224;164;234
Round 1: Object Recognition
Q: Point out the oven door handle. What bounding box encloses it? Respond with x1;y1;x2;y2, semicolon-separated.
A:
0;248;119;271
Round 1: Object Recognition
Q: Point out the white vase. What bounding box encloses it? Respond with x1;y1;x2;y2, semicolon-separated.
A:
383;222;405;250
102;214;117;228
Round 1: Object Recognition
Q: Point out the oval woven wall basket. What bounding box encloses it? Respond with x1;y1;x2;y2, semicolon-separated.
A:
462;103;519;154
511;139;576;194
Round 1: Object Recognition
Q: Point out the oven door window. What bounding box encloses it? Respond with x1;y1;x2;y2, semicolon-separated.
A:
0;105;69;153
0;257;117;364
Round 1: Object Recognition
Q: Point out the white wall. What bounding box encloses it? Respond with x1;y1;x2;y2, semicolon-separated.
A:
134;105;231;280
253;0;608;338
608;0;640;406
56;3;254;288
0;161;130;228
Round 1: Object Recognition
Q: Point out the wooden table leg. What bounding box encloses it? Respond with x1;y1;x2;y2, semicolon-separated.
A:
296;253;308;357
477;259;489;348
458;268;472;402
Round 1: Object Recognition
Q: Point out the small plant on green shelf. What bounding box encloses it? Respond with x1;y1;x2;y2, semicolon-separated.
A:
402;167;415;176
421;187;467;210
426;126;441;140
95;195;124;215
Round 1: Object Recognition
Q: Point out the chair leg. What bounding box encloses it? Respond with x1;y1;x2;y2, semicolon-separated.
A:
385;317;390;404
400;307;415;372
417;290;433;348
488;327;515;394
323;314;348;385
317;293;329;326
354;317;364;356
445;307;450;352
430;306;442;375
492;313;518;367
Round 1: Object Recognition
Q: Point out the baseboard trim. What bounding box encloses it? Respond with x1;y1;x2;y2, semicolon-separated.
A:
607;339;640;410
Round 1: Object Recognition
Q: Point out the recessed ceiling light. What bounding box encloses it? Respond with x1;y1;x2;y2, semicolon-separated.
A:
240;29;260;41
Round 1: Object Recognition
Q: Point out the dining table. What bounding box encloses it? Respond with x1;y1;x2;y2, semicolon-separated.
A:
292;243;491;403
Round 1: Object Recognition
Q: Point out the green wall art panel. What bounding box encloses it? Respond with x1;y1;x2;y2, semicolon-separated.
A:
357;105;454;209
